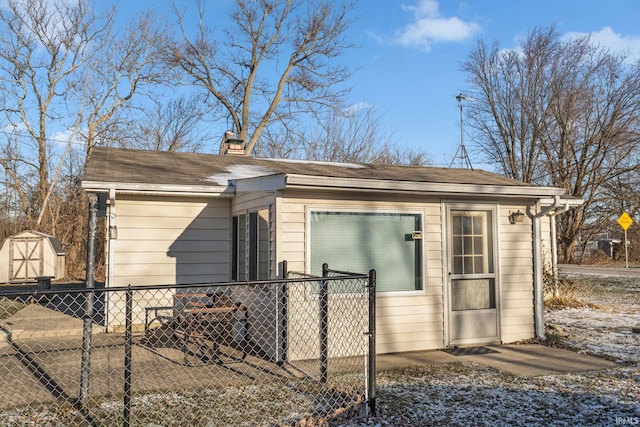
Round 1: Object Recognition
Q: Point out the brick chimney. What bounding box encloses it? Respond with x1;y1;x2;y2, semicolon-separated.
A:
219;131;246;156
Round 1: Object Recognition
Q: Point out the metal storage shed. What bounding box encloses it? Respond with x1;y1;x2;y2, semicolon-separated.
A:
0;230;66;283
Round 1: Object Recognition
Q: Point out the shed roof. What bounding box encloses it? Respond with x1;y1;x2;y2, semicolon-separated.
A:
82;147;565;197
2;230;65;255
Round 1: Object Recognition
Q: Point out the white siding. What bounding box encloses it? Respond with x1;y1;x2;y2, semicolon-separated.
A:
106;195;231;331
498;204;535;343
280;191;445;356
112;196;231;286
279;194;538;354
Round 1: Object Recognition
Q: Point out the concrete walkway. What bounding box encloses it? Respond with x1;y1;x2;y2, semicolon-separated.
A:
377;344;617;376
1;303;103;341
1;303;618;377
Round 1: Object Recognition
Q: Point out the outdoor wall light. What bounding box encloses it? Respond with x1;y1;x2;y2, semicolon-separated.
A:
509;210;525;224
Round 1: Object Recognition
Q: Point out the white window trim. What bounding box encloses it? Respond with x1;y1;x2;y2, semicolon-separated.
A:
305;207;426;296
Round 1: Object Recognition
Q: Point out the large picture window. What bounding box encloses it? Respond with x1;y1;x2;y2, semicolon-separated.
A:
310;211;422;292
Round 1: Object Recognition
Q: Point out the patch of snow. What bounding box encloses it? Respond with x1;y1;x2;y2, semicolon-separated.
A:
546;306;640;364
204;164;275;185
262;157;366;169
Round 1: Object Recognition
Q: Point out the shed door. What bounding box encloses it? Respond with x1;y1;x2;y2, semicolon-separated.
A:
447;207;499;345
10;237;43;281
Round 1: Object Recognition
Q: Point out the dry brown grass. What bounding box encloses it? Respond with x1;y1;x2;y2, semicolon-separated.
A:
543;268;593;310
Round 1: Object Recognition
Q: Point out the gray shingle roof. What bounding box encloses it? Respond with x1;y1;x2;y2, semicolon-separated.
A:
83;147;534;189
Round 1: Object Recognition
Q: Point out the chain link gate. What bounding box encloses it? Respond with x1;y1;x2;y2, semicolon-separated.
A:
0;264;375;426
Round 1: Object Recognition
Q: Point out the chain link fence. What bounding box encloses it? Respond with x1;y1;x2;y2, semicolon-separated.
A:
0;264;375;426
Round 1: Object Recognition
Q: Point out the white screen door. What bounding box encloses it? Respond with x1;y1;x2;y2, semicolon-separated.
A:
447;206;499;345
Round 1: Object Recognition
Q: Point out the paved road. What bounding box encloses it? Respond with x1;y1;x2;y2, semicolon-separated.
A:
559;264;640;277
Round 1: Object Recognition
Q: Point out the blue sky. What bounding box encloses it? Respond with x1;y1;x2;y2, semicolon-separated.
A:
117;0;640;168
339;0;640;168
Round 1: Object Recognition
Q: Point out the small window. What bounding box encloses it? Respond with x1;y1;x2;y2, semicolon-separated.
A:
233;209;269;281
310;211;422;292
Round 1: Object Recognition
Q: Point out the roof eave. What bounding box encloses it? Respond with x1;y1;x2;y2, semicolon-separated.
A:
283;174;566;197
81;181;233;197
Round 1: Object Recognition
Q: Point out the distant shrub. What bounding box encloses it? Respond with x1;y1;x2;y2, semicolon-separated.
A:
585;249;614;265
543;266;589;309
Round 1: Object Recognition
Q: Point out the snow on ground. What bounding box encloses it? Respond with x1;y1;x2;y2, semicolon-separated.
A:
546;306;640;364
335;274;640;427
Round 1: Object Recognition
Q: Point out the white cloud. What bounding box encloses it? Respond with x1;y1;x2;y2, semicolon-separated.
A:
562;27;640;62
393;0;481;51
345;101;374;115
2;122;27;134
50;128;83;146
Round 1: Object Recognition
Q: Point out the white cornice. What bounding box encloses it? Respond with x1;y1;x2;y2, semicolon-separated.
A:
283;174;567;197
81;181;233;197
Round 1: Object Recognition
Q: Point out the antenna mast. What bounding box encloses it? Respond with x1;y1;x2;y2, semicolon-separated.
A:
449;93;473;170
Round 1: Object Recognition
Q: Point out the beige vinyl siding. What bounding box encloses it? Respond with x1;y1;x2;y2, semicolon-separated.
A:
280;191;445;356
232;192;275;215
498;204;535;343
113;196;231;286
105;195;231;331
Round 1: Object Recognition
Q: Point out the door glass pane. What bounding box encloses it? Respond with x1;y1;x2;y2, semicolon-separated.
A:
451;279;496;310
453;238;462;255
462;216;472;234
473;216;482;233
474;237;483;255
463;256;473;274
453;257;462;274
474;256;483;273
453;216;462;234
451;211;494;275
464;237;472;255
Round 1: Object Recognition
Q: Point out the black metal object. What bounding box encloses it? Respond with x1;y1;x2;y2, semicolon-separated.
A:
36;276;53;290
320;263;329;384
278;260;289;365
124;287;133;427
367;269;377;416
0;263;374;425
80;193;97;404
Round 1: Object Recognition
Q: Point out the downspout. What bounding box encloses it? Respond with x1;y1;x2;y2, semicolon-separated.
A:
530;195;562;340
549;202;570;278
106;188;117;330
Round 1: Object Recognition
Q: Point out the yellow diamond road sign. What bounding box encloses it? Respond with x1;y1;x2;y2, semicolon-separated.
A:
618;212;633;231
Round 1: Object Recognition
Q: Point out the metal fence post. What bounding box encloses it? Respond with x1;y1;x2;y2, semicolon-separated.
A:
124;286;133;427
319;263;329;384
367;269;377;416
278;260;288;365
80;193;97;404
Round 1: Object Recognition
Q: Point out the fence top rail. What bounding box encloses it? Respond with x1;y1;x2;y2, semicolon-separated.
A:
0;272;370;298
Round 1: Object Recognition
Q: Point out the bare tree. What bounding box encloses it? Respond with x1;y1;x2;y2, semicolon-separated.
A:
463;27;559;182
463;25;640;262
0;0;111;228
134;96;211;152
0;0;172;277
80;9;169;158
164;0;356;155
256;105;430;165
